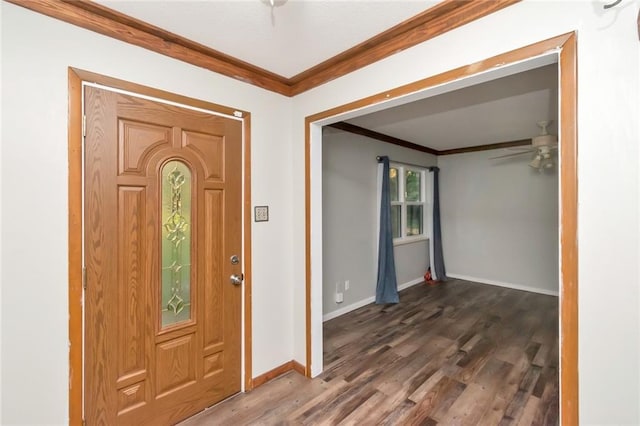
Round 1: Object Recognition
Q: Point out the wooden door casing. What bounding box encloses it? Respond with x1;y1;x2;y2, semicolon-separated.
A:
84;86;242;425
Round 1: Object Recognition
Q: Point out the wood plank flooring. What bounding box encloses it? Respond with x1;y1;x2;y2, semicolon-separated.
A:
181;279;559;425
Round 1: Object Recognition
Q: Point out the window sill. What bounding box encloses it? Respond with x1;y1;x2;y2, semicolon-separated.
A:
393;236;429;247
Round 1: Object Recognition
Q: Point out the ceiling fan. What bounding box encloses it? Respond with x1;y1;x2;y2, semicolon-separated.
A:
490;121;558;170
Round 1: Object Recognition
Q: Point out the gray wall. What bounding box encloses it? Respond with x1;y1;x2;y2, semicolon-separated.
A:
438;150;559;294
322;128;437;317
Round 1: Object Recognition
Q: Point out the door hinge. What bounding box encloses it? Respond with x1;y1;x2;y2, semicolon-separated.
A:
82;115;86;138
82;266;87;290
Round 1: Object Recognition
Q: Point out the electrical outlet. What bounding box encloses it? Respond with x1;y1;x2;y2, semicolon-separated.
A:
335;292;344;303
345;280;350;291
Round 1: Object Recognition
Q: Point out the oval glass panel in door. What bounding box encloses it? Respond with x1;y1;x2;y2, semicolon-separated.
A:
161;160;192;327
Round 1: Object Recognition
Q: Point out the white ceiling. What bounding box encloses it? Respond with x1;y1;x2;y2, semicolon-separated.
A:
96;0;434;78
346;64;559;151
92;1;557;150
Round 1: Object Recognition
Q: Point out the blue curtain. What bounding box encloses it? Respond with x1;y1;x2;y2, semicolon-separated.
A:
430;167;447;281
376;156;399;304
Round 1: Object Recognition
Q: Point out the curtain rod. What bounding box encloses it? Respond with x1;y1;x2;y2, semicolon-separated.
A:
376;156;438;171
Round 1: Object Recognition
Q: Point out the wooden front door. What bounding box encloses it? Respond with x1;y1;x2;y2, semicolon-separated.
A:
84;86;243;425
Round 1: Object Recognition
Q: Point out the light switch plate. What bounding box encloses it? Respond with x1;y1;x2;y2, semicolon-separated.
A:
254;206;269;222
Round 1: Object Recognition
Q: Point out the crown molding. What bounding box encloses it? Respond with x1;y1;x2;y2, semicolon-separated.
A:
6;0;292;95
328;122;439;155
329;121;531;156
288;0;520;95
6;0;520;97
437;139;531;155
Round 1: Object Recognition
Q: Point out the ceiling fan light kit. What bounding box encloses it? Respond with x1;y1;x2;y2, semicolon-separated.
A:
529;151;554;171
529;155;542;169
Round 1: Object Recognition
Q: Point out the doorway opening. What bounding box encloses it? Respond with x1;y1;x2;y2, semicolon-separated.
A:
305;33;577;423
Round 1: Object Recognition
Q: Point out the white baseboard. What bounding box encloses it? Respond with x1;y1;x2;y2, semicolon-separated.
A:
323;296;375;322
398;277;425;291
446;273;559;296
322;277;424;322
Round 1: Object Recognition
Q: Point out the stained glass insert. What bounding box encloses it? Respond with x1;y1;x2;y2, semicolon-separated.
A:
161;160;192;327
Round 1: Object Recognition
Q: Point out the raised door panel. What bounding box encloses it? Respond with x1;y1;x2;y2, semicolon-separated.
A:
203;352;224;379
182;130;224;181
117;382;147;415
156;334;197;398
203;190;224;351
117;187;147;381
118;120;171;175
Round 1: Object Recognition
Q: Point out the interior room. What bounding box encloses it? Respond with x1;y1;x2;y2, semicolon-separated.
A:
316;63;560;422
322;64;560;319
1;1;639;425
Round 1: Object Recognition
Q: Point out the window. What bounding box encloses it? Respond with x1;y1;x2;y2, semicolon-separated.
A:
388;164;430;243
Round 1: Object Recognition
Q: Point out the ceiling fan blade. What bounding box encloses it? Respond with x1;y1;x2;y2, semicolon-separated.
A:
489;150;534;159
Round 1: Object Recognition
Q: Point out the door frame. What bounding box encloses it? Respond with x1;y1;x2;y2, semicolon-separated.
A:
304;32;578;424
68;68;253;426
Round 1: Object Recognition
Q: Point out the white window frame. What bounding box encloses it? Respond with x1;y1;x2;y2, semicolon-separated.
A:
388;163;432;246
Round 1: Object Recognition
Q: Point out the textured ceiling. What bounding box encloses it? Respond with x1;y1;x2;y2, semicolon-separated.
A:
96;0;434;78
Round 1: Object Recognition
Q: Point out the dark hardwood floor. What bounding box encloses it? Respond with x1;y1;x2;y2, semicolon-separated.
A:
181;279;559;425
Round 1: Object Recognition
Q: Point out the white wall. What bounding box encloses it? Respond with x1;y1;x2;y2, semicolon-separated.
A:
292;1;639;423
0;3;294;424
322;128;435;318
438;150;559;295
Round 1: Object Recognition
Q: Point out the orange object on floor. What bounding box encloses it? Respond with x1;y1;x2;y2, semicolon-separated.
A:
424;268;440;286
